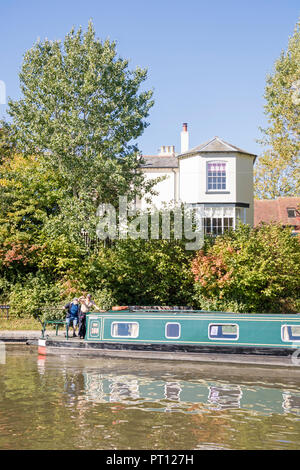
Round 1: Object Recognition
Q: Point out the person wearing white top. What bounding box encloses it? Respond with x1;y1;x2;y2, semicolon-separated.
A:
78;294;100;339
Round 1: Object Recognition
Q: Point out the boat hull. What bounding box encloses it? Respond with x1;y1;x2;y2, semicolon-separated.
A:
31;337;300;368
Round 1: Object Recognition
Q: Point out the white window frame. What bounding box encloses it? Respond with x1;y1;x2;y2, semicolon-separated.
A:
165;322;181;339
206;160;227;192
202;206;234;236
208;323;239;341
111;321;139;338
281;325;300;343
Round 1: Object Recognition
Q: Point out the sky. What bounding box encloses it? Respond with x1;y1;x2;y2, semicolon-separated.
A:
0;0;299;156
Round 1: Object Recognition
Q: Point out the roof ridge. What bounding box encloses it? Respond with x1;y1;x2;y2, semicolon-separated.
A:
180;137;215;155
256;197;300;201
177;136;257;158
197;137;220;152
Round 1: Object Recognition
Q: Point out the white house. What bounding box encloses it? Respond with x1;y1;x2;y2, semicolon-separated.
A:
137;123;256;235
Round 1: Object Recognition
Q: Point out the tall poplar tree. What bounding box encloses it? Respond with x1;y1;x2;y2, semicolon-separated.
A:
5;21;155;206
255;20;300;199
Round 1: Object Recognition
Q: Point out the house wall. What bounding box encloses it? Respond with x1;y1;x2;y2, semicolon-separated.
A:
178;154;201;203
235;153;254;225
137;168;178;210
179;152;237;203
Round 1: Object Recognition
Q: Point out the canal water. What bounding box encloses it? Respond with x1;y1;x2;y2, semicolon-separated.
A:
0;345;300;450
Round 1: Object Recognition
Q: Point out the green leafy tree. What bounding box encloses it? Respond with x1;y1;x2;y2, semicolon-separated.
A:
0;154;64;235
0;125;16;162
255;20;300;199
0;154;65;285
5;21;156;208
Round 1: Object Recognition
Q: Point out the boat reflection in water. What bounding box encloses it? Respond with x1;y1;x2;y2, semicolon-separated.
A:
282;392;300;415
208;386;242;410
164;382;182;401
83;372;300;416
109;377;140;402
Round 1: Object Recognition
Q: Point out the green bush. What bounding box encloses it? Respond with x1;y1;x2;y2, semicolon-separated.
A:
192;294;252;314
192;223;300;313
80;239;195;307
92;288;117;310
9;274;61;318
0;276;11;303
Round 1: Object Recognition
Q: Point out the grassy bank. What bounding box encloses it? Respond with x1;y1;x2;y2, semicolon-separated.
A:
0;317;42;330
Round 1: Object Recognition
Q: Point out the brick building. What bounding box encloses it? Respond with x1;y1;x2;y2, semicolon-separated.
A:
254;197;300;235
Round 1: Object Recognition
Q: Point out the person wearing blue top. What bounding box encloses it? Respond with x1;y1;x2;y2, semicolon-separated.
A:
64;298;81;338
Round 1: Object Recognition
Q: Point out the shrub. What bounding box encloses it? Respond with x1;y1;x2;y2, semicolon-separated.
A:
9;274;61;318
84;239;195;306
193;295;251;314
192;223;300;313
0;276;11;303
92;288;117;310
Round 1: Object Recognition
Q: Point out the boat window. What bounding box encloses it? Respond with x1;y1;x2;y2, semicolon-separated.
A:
282;325;300;342
111;322;139;338
90;321;100;336
209;324;238;340
165;323;181;339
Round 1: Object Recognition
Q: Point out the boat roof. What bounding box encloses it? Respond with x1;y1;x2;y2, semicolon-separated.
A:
89;308;300;319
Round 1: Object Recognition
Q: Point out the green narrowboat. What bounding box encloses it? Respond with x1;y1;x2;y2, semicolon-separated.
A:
85;307;300;356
